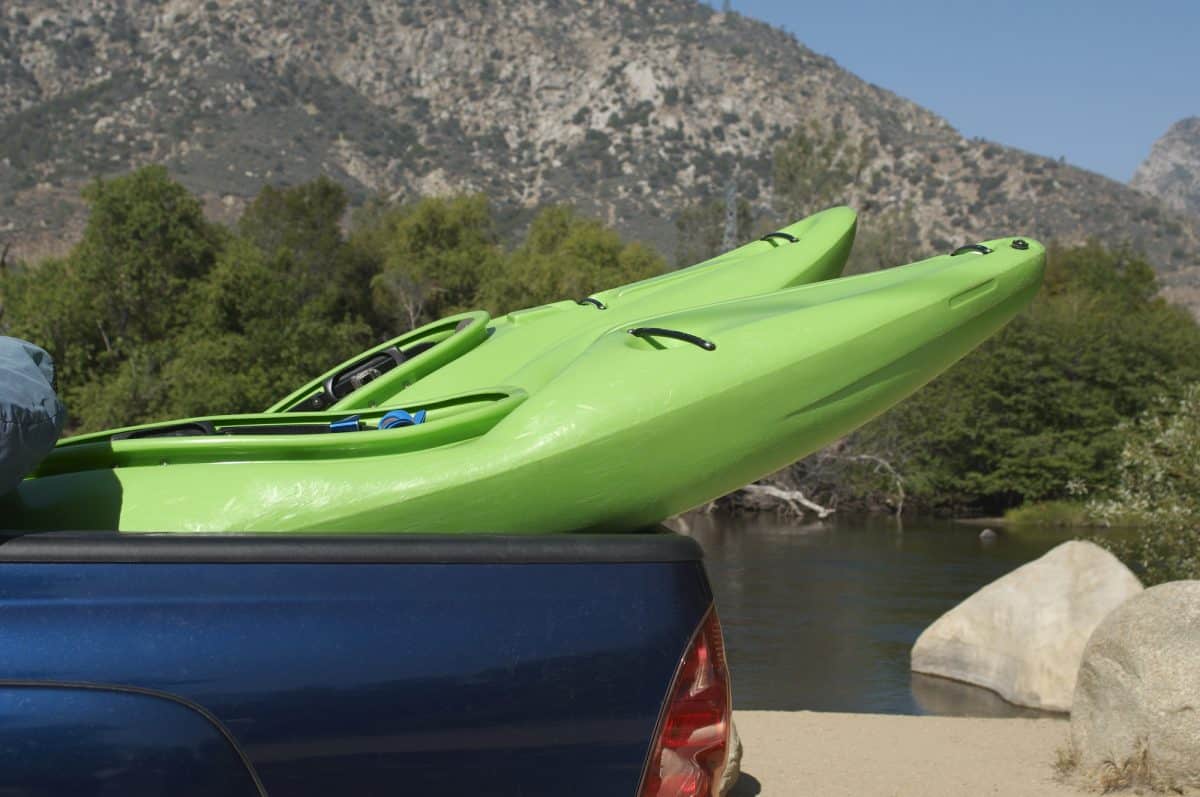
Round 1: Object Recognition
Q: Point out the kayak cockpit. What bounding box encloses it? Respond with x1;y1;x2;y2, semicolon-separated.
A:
268;311;493;413
36;388;527;477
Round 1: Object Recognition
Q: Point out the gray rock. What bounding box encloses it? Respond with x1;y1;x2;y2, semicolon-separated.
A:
1071;581;1200;791
718;719;742;796
911;540;1142;711
1132;117;1200;217
979;527;998;542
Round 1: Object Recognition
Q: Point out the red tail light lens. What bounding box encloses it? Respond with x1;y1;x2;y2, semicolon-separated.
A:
638;608;732;797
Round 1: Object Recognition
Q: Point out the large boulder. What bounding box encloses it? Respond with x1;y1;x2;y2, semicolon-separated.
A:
911;540;1142;711
1071;581;1200;791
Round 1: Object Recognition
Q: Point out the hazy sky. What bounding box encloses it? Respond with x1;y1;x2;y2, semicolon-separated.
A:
705;0;1198;183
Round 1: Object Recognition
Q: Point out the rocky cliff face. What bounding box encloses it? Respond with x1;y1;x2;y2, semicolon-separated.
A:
1133;117;1200;218
2;0;1198;288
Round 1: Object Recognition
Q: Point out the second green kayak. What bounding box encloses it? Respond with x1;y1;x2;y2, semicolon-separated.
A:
269;206;858;413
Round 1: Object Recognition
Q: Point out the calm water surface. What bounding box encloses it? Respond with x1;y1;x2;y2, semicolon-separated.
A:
689;514;1087;717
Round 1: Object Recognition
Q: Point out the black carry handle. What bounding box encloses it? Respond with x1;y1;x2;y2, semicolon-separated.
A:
628;327;717;351
761;232;799;245
950;244;993;256
577;297;607;310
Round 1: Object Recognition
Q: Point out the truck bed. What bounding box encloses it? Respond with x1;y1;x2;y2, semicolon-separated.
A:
0;531;713;796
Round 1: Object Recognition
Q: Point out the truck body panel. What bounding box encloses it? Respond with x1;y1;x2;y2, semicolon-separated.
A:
0;533;711;796
0;684;262;797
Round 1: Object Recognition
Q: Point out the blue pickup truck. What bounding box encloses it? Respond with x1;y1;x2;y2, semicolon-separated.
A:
0;530;731;796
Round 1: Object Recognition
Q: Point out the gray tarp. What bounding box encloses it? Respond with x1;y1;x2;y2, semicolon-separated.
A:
0;337;66;496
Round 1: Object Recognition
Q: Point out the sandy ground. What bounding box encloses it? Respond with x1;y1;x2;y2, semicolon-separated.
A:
730;710;1078;796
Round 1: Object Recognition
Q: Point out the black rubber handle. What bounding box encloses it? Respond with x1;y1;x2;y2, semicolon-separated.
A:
628;327;716;351
577;297;607;310
950;244;993;256
761;232;799;245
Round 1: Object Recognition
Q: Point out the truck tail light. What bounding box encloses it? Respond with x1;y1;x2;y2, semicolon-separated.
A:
637;607;732;797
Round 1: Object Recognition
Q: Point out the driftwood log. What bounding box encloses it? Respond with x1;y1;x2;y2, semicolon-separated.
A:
736;483;835;519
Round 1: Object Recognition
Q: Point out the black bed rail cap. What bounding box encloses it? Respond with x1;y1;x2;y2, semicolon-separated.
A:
0;529;704;564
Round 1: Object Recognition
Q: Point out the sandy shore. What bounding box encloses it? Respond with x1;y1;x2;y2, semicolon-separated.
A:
731;710;1076;796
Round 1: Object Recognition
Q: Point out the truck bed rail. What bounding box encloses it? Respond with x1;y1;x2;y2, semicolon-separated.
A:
0;529;703;564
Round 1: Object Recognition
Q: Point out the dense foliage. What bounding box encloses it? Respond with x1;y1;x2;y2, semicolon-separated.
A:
1088;386;1200;583
4;165;1200;568
840;242;1200;515
0;168;665;432
482;204;665;312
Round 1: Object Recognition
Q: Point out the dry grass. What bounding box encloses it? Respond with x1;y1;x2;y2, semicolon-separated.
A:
1098;743;1153;792
1054;745;1078;778
1092;740;1183;795
1056;739;1188;795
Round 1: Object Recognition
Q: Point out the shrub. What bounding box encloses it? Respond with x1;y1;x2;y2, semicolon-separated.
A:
1089;386;1200;583
850;243;1200;515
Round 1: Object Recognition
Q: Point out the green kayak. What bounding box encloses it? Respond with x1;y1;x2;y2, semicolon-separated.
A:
3;237;1043;534
269;206;858;413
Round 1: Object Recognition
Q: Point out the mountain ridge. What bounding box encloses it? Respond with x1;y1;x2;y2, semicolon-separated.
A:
2;0;1198;298
1133;116;1200;217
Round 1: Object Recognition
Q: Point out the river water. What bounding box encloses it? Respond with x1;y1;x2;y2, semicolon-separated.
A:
689;514;1086;717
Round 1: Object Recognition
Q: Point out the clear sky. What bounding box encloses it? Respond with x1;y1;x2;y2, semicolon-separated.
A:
705;0;1199;183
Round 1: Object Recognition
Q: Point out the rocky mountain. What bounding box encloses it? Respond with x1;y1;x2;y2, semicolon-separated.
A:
2;0;1199;297
1133;117;1200;217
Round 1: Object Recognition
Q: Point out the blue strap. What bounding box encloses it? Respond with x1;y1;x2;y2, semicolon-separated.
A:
378;409;427;430
329;415;361;433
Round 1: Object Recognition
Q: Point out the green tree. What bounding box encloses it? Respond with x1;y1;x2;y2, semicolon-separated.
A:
0;258;95;390
163;237;371;417
1090;386;1200;583
673;197;755;268
70;175;387;427
0;167;224;428
67;339;178;431
238;177;348;266
485;205;666;313
237;176;376;320
73;166;223;350
353;194;503;331
2;174;388;429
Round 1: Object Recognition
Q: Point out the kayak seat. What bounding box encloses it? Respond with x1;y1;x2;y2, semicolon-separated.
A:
270;311;492;414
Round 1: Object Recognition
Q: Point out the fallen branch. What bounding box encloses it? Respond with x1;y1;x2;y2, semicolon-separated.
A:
738;483;835;519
